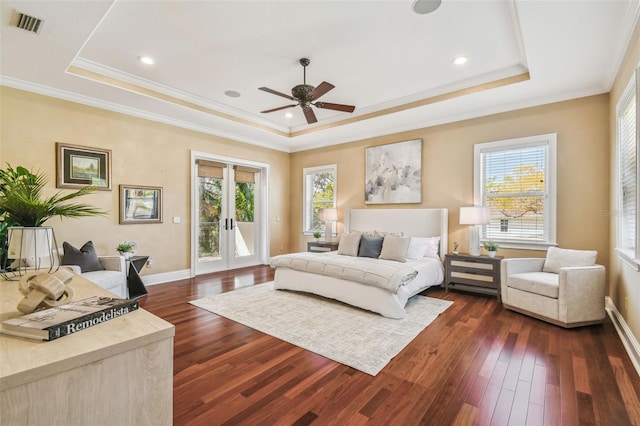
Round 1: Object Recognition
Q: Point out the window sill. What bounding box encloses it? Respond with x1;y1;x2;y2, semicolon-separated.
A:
615;248;640;272
481;240;555;251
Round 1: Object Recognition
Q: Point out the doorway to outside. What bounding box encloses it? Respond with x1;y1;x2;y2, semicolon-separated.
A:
191;152;268;276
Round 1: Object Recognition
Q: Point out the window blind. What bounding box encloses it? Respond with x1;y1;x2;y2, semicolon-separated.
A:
480;143;548;243
196;160;225;179
619;82;637;251
234;165;260;184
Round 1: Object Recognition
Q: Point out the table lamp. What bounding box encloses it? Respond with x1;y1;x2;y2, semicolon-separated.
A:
318;208;337;243
459;206;490;256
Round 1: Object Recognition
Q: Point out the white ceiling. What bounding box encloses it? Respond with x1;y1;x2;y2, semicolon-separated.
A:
1;0;638;152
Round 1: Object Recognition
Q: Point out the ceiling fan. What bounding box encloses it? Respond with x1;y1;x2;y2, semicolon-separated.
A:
259;58;356;124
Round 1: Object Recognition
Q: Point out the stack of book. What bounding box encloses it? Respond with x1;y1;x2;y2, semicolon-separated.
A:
1;296;139;341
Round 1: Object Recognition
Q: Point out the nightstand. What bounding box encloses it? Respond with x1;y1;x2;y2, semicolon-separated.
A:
444;253;502;300
307;241;339;253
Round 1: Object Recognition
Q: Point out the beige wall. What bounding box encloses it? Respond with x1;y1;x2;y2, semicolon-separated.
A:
0;87;291;275
609;19;640;341
291;94;610;269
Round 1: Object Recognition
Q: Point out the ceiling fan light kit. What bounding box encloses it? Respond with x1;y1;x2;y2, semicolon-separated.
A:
259;58;356;124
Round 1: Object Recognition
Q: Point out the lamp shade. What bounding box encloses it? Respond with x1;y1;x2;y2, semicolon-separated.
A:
318;208;337;222
459;206;490;225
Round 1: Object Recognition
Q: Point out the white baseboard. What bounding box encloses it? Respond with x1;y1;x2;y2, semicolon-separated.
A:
141;269;192;286
605;296;640;377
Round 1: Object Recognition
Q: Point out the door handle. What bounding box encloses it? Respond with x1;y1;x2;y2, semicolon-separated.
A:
230;218;234;230
224;218;228;230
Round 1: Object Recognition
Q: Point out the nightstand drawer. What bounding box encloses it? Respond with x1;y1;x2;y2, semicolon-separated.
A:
450;271;494;283
450;260;494;271
307;241;339;252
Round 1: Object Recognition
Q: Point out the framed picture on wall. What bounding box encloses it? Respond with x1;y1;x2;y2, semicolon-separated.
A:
56;142;112;190
119;185;163;224
365;139;422;204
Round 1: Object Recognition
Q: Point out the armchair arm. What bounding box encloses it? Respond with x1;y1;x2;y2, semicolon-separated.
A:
500;258;546;300
98;256;126;273
558;265;606;324
61;265;82;275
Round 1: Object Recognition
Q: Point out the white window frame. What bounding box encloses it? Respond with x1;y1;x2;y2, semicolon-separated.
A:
615;66;640;271
302;164;337;235
474;133;557;250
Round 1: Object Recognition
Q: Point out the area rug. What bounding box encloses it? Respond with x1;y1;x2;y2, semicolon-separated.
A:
189;282;452;375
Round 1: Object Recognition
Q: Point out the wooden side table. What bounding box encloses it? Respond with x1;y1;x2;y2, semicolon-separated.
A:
307;241;339;253
445;253;502;300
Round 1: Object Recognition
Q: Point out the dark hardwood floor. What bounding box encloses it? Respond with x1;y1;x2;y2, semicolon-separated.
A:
138;265;640;425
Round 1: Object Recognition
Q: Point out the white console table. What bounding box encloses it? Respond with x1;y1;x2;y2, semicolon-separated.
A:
0;274;175;425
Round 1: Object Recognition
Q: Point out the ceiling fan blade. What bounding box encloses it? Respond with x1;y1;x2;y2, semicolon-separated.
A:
314;102;356;113
260;104;297;114
303;107;317;124
259;87;296;101
308;81;335;100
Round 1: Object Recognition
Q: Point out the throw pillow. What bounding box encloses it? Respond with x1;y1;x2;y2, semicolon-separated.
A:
62;241;104;273
337;231;362;257
542;246;597;274
358;235;384;258
379;235;411;263
406;236;441;259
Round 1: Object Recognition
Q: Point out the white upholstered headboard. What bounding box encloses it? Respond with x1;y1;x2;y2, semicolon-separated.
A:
344;208;448;260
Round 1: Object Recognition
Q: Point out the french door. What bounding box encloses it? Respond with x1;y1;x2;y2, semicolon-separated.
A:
192;155;264;275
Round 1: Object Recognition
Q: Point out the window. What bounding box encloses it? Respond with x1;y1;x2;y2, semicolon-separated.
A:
303;165;336;234
616;68;639;268
474;134;557;249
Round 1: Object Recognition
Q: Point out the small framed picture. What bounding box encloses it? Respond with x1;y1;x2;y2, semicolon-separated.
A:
56;142;111;190
119;185;163;224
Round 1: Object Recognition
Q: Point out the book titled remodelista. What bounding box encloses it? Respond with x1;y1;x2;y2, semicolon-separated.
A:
1;296;139;341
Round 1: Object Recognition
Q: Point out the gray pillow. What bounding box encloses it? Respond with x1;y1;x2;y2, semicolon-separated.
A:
379;235;411;263
358;235;384;258
62;241;104;273
542;246;597;273
337;231;362;256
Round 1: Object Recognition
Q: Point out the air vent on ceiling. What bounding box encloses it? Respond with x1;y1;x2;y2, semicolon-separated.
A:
11;10;44;34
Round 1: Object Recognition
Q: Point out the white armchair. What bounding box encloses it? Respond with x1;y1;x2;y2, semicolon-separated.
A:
500;247;606;328
62;255;128;299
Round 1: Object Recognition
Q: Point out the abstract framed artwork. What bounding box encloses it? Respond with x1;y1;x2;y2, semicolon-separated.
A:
119;185;163;224
365;139;422;204
56;142;112;190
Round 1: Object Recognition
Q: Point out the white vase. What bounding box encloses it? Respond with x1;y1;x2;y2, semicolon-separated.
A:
488;251;496;258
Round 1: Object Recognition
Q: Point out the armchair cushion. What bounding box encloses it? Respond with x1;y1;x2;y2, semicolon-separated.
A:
542;246;597;274
507;272;559;298
61;241;104;273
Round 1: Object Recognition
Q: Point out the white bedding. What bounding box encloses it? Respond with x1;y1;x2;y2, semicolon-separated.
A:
273;256;443;319
270;251;423;292
272;208;448;319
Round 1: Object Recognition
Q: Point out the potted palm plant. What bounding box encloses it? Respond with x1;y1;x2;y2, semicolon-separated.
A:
0;164;106;275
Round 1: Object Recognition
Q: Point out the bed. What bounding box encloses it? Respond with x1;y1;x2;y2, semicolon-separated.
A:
271;208;448;318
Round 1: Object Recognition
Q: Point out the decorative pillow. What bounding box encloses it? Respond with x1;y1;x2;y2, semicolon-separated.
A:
406;236;441;259
337;231;362;257
379;235;411;263
358;235;384;258
422;236;441;259
62;241;104;273
542;246;597;274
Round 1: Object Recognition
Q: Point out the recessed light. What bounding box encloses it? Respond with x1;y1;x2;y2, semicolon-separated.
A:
284;112;293;119
452;56;468;65
137;56;154;65
412;0;441;14
224;90;241;98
